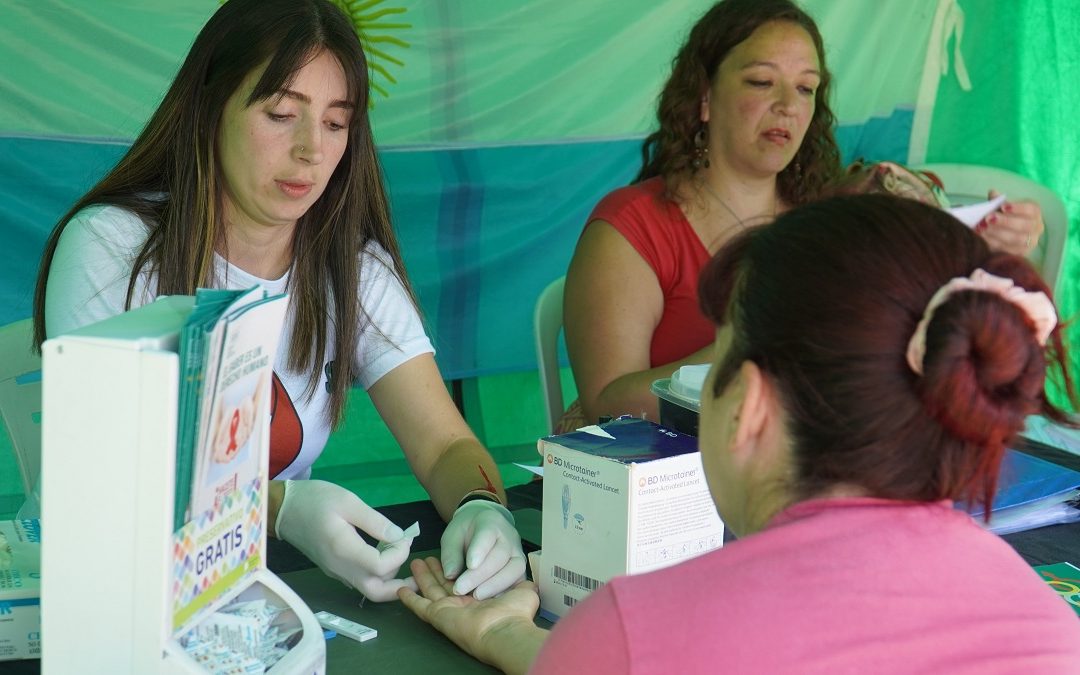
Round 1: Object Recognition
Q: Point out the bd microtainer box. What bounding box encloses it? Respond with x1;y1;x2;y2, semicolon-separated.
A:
0;518;41;661
537;418;725;619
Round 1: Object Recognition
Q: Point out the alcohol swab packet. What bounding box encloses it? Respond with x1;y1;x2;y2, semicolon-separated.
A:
358;521;420;607
947;193;1007;228
377;521;420;553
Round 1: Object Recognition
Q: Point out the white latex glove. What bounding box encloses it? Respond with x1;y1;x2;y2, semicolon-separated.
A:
275;479;416;601
440;500;526;600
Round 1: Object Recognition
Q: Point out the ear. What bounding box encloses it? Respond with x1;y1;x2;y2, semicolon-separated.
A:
700;89;711;123
729;360;773;456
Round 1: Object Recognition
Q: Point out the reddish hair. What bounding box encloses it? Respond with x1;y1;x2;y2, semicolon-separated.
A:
636;0;842;205
699;194;1077;514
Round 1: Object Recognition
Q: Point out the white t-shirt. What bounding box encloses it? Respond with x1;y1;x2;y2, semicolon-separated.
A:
45;204;434;478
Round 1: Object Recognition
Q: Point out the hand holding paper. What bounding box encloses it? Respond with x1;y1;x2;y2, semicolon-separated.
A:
947;193;1007;228
275;479;417;601
954;190;1045;256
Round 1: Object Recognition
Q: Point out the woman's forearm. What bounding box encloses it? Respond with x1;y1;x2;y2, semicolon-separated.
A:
582;343;716;425
422;436;507;521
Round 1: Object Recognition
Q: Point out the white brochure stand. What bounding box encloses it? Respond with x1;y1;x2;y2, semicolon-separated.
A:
40;299;325;674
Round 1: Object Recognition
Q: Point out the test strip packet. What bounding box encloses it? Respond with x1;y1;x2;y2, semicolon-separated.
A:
314;611;378;643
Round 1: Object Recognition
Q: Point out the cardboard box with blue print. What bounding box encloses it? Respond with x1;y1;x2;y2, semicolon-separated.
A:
536;418;725;620
0;519;41;661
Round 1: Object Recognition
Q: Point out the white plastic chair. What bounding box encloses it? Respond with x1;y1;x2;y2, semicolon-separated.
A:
917;163;1069;294
0;318;42;517
534;277;566;435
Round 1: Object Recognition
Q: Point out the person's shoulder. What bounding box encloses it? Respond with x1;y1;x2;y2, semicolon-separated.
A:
592;176;668;216
67;203;150;239
587;177;686;255
60;204;152;258
359;239;395;274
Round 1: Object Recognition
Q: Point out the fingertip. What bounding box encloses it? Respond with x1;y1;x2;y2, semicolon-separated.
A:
452;573;478;597
466;550;484;571
440;551;463;579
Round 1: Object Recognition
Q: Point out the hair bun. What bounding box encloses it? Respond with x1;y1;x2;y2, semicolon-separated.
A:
917;290;1045;445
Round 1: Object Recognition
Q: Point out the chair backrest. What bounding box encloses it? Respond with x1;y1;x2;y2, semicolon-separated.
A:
0;318;42;498
916;163;1068;294
534;277;566;435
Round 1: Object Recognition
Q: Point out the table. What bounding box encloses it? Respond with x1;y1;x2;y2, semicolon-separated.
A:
8;452;1079;674
263;484;545;674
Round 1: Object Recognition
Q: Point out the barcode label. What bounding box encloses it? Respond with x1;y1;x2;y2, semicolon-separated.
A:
563;595;578;608
553;565;602;591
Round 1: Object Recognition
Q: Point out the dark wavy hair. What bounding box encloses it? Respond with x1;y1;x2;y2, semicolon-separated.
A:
33;0;413;428
700;194;1077;515
637;0;842;205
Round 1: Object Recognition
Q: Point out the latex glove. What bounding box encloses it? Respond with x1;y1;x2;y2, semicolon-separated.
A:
977;190;1044;256
440;500;526;600
275;479;416;601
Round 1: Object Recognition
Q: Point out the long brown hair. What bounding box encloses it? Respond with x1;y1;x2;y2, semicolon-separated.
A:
33;0;412;427
700;194;1077;515
637;0;842;205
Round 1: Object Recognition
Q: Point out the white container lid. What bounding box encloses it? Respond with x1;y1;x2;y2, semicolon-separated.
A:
671;364;709;400
648;373;699;410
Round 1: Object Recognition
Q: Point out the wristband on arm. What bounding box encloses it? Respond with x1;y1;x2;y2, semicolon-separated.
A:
457;488;504;509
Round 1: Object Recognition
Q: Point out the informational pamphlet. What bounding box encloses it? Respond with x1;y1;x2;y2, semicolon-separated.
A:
174;287;287;527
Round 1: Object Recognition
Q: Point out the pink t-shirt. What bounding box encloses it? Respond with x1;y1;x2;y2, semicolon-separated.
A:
532;498;1080;674
588;177;714;367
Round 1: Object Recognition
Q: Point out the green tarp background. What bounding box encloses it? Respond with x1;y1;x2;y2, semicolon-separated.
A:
1;0;1076;515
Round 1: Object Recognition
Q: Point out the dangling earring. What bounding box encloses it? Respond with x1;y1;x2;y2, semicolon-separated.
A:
691;125;710;170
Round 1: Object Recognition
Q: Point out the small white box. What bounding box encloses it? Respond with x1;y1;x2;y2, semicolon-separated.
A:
0;519;41;661
537;419;724;619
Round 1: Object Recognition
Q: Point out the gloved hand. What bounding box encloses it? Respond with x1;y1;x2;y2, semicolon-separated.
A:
440;500;526;600
275;479;416;601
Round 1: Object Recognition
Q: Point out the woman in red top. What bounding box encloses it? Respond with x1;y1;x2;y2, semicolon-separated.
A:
560;0;1044;430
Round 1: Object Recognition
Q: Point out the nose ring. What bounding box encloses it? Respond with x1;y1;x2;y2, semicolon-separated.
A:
299;144;305;152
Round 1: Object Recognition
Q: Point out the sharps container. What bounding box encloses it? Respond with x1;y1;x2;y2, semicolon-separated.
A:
650;364;709;436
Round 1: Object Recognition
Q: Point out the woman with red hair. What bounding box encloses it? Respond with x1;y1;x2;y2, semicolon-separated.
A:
401;194;1080;674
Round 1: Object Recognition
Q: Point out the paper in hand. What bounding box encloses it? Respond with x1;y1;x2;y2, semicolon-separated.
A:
376;521;420;553
947;194;1007;228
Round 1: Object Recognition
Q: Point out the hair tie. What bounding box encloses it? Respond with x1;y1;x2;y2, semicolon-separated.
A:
906;269;1057;375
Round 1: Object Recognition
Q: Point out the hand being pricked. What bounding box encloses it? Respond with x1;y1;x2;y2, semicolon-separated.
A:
977;189;1044;257
398;556;540;667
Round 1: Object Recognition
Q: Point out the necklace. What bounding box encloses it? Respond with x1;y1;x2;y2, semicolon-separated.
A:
699;179;746;228
699;178;779;228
